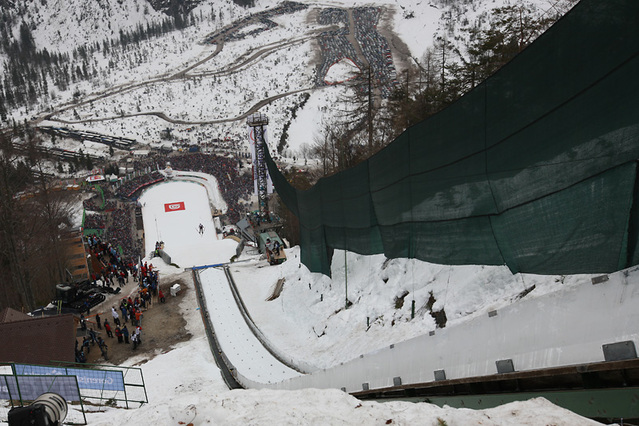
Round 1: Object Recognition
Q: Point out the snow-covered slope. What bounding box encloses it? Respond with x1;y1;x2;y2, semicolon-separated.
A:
2;0;572;162
7;0;165;53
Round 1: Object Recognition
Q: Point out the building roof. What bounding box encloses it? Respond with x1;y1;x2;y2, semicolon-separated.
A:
0;314;76;365
0;307;31;324
62;229;89;281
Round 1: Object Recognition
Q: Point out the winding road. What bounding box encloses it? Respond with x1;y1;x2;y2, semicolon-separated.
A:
39;6;399;131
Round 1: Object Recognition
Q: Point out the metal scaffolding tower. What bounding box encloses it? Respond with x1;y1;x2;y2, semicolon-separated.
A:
247;113;270;220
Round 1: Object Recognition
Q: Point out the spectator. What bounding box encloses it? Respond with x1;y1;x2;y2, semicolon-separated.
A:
80;314;87;331
122;325;130;344
111;306;120;326
104;320;113;338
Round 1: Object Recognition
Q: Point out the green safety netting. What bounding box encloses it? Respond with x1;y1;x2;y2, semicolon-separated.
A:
267;0;639;276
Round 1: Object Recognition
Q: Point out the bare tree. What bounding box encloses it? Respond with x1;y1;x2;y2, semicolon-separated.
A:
299;142;311;165
311;120;337;176
0;130;75;311
0;132;37;310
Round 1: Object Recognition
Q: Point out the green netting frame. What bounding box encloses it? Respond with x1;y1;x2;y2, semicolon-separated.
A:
267;0;639;276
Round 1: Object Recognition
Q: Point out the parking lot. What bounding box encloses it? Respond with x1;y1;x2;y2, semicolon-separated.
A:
316;6;398;97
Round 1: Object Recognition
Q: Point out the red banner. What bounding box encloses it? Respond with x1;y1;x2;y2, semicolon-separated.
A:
164;201;185;212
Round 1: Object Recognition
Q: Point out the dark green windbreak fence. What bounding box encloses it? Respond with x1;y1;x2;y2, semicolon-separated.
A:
267;0;639;276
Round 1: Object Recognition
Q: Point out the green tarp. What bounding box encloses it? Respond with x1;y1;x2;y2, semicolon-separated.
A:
267;0;639;276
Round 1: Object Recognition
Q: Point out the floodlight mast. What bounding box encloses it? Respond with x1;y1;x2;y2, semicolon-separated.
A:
247;113;270;221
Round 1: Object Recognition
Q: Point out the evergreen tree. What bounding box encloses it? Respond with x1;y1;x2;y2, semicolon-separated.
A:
18;21;35;55
0;95;7;122
0;83;7;121
460;4;555;88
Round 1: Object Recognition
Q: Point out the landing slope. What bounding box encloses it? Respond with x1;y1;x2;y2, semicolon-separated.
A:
139;180;235;267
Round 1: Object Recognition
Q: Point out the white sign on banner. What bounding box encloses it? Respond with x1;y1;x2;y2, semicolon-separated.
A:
0;375;81;401
13;364;125;392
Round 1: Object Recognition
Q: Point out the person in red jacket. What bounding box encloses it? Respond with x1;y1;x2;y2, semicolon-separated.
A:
104;320;113;338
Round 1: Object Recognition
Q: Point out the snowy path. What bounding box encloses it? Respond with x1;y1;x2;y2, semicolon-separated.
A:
40;32;315;127
199;268;302;384
139;179;302;386
139;180;237;268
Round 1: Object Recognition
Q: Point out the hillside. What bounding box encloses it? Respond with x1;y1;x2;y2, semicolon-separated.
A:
0;0;574;164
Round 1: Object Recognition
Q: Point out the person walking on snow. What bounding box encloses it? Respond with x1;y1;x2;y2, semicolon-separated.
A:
198;223;204;235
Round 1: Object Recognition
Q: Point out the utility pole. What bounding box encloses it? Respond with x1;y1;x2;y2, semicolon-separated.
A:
345;250;348;310
367;67;373;155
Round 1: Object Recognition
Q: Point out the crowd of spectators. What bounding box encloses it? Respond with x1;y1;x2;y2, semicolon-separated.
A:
103;261;160;351
167;153;252;224
77;236;159;358
105;205;140;259
83;212;105;230
115;171;165;198
83;194;103;212
86;234;135;287
83;194;117;212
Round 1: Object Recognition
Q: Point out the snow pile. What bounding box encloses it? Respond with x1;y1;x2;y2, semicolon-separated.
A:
231;248;586;369
324;58;360;85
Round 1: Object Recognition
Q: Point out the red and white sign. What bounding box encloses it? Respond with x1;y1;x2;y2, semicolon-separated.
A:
86;175;105;183
164;201;185;212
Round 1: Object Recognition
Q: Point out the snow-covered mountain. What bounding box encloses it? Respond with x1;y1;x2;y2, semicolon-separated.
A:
4;0;165;51
0;0;573;164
